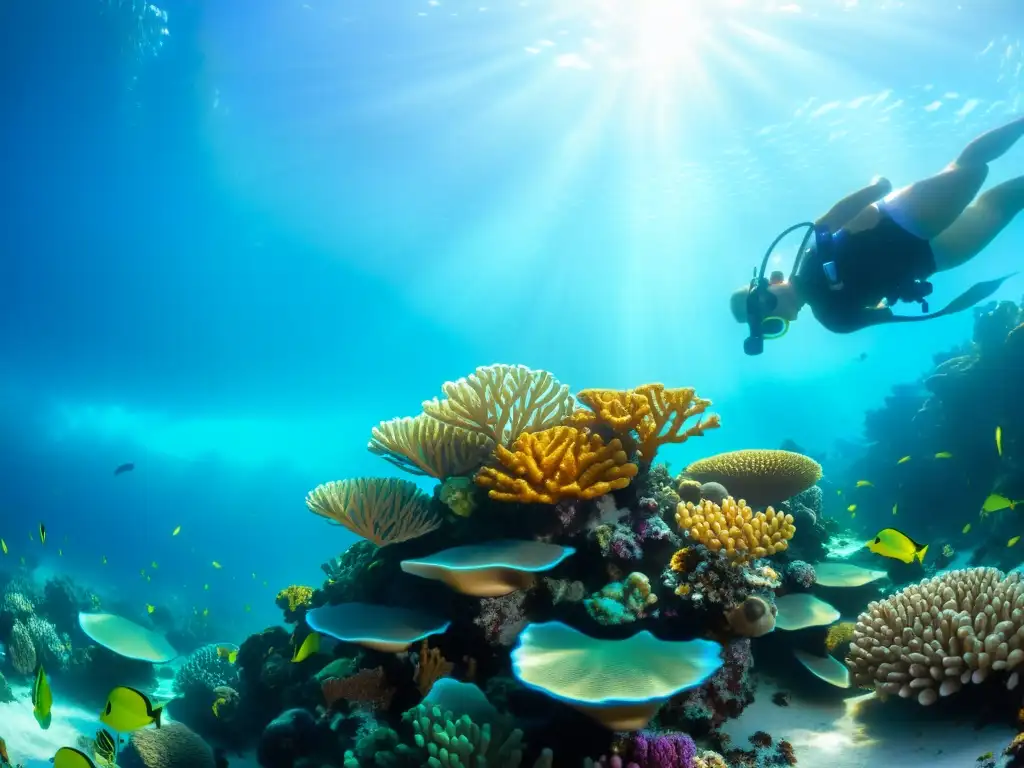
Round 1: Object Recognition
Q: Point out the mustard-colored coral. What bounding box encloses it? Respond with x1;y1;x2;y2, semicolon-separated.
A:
684;449;822;507
422;364;574;447
305;478;441;547
475;426;638;504
570;384;720;463
368;414;494;479
675;496;795;561
669;548;691;573
825;621;856;653
276;585;314;614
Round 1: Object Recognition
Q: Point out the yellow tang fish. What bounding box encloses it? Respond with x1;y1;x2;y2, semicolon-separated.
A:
216;645;238;663
100;686;164;732
32;664;53;729
963;523;972;534
935;452;953;459
867;527;928;564
212;696;228;718
146;604;155;614
1010;536;1021;548
52;746;98;768
212;561;222;569
996;426;1003;457
847;504;857;513
982;494;1018;515
1;539;7;555
856;480;874;488
38;523;46;545
897;455;912;465
292;632;320;663
172;526;181;536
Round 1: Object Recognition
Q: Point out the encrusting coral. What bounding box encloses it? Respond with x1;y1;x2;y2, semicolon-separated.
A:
305;478;441;547
847;567;1024;705
475;426;638;504
684;449;822;507
369;413;495;479
422;364;575;447
675;497;795;562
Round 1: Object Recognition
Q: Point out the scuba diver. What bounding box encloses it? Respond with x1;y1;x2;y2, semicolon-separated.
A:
733;115;1024;355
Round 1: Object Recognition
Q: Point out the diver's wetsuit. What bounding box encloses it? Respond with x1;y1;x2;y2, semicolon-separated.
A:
793;212;937;334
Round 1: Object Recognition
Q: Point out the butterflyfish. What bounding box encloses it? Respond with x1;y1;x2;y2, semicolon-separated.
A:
867;528;928;564
847;504;857;513
982;494;1018;515
855;480;874;488
216;645;238;663
935;452;953;459
212;561;222;569
99;686;164;732
32;664;53;729
963;523;972;534
1010;536;1021;548
52;747;98;768
94;729;117;762
997;426;1003;457
292;632;320;663
38;524;46;544
172;526;181;536
897;455;912;464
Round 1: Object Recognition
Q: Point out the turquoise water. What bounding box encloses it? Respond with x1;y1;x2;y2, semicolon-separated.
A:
0;0;1022;764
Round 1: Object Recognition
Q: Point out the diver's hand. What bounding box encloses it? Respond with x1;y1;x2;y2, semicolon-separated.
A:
870;175;893;194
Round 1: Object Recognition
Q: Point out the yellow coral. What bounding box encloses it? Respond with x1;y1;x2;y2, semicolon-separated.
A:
570;384;720;463
305;478;440;547
825;621;857;653
669;548;691;573
475;426;638;504
368;414;494;479
422;364;574;447
675;497;795;561
674;583;691;596
684;449;822;507
276;585;314;614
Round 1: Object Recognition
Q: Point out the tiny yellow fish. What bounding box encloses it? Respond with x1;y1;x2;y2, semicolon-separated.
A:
102;555;107;565
212;696;227;717
172;525;181;536
856;480;874;488
58;549;62;556
935;451;953;459
146;604;155;614
292;632;320;663
202;608;209;617
982;494;1018;515
836;489;843;496
216;645;238;663
1010;536;1021;548
847;504;857;513
212;561;222;569
997;426;1003;457
38;523;46;545
33;664;53;729
867;527;928;564
1;539;7;555
151;561;158;569
892;503;898;516
203;583;209;591
963;523;972;534
140;569;146;577
897;455;912;465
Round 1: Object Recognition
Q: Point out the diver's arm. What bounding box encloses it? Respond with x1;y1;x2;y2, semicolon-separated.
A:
815;177;893;232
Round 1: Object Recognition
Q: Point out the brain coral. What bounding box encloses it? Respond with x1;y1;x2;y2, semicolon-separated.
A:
684;449;822;506
846;568;1024;705
173;644;240;697
120;723;218;768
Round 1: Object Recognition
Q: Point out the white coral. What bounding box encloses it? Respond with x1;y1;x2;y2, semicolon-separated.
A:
846;567;1024;705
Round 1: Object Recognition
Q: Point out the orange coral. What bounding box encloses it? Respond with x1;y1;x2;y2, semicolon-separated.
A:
475;426;638;504
570;384;720;463
675;496;795;561
414;639;454;696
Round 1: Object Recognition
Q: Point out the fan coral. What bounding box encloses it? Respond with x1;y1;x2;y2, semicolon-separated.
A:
173;644;240;698
476;426;638;504
275;585;314;621
675;498;795;561
571;384;721;463
422;363;574;447
684;449;822;506
121;722;219;768
585;573;658;625
846;568;1024;705
305;478;440;547
8;620;36;675
369;413;495;478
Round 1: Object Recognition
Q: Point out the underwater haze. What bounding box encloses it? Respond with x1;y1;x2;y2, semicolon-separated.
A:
0;0;1023;766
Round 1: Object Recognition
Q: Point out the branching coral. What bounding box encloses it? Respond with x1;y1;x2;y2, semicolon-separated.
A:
684;449;822;507
476;426;638;504
369;413;495;479
415;640;454;695
675;498;795;561
423;364;574;447
306;478;440;547
571;384;720;463
847;567;1024;705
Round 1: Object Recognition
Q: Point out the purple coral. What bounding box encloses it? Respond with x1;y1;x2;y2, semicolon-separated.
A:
628;730;697;768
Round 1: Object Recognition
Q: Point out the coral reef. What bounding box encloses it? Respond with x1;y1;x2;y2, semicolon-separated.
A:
119;722;222;768
675;498;795;561
306;478;441;547
684;450;822;506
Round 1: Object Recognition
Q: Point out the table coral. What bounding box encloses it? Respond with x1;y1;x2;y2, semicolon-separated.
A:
675;497;795;562
369;413;495;479
305;477;441;547
476;426;638;504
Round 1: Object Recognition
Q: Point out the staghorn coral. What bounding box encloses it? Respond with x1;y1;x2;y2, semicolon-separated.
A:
306;477;440;547
173;644;240;698
675;497;795;561
120;722;218;768
846;567;1024;705
369;413;495;478
684;449;822;507
322;666;395;710
275;584;314;621
423;364;574;447
8;619;36;675
476;426;638;504
585;573;658;625
415;640;454;695
572;384;720;463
